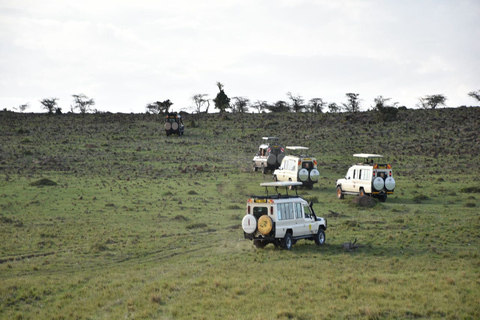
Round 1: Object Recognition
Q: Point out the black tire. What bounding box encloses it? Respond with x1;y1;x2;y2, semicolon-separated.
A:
273;175;278;182
315;229;326;245
253;164;258;172
282;233;293;250
261;164;267;174
379;194;387;202
254;240;268;249
336;186;344;199
306;184;313;190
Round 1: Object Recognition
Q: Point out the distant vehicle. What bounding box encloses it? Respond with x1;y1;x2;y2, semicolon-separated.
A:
252;137;285;173
335;153;396;202
164;113;185;136
242;182;327;250
272;146;320;189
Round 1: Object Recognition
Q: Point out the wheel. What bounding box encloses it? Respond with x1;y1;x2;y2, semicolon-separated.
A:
336;186;344;199
273;175;278;182
281;233;293;250
315;229;326;245
306;184;313;190
359;188;365;196
379;194;387;202
254;240;268;249
253;164;258;172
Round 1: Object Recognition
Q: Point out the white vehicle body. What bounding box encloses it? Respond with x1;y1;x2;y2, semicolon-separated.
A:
272;146;320;189
242;182;327;250
252;137;285;173
336;154;395;202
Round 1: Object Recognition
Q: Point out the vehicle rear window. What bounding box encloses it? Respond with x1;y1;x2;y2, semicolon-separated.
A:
253;206;268;219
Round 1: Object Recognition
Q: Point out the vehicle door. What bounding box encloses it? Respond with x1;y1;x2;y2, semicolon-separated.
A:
286;159;298;182
292;202;304;236
302;204;317;235
343;168;355;192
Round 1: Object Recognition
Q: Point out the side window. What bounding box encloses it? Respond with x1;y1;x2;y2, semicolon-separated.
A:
303;205;312;218
277;204;283;220
353;169;356;179
295;203;303;219
287;203;294;219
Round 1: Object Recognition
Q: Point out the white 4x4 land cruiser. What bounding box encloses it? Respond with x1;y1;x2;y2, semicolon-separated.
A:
242;182;327;250
272;146;320;189
336;154;396;202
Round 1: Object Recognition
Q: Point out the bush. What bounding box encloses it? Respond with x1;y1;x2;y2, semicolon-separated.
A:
29;178;57;187
460;186;480;193
375;106;399;122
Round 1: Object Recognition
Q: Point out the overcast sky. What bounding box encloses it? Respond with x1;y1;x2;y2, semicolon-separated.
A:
1;0;479;113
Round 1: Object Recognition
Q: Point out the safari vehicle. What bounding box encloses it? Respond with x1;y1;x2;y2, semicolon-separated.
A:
335;153;395;202
242;182;327;250
252;137;285;173
164;113;185;136
272;146;320;189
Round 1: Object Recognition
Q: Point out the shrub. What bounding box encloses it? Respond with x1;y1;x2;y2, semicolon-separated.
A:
460;186;480;193
29;178;57;187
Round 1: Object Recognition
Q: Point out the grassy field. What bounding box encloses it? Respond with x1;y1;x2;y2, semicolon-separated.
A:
1;108;479;319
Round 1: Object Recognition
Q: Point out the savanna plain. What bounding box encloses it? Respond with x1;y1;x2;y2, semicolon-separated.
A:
0;108;479;320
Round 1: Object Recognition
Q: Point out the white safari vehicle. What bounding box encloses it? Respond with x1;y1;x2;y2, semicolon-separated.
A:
272;146;320;189
335;153;396;202
242;182;327;250
252;137;285;174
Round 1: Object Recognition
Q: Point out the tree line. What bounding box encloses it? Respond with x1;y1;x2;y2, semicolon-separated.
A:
10;86;480;115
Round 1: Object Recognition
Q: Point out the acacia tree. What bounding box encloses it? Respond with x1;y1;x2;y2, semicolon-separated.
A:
308;98;326;113
287;92;305;113
191;94;210;113
251;100;269;113
468;90;480;102
372;95;399;122
213;82;230;113
40;98;59;114
15;103;30;113
146;99;173;114
268;100;290;113
417;94;447;109
72;94;95;114
231;97;250;113
327;102;340;113
342;93;361;113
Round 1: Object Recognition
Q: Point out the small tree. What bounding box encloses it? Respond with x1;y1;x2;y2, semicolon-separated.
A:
287;92;305;113
40;98;59;114
327;102;340;113
372;96;399;122
468;90;480;102
308;98;326;113
146;99;173;114
251;100;269;113
342;93;361;113
268;100;290;113
417;94;447;109
231;97;250;113
14;103;30;113
72;94;95;114
191;94;210;113
213;82;230;113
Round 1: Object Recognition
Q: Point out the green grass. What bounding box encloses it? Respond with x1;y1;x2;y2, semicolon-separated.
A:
1;108;479;319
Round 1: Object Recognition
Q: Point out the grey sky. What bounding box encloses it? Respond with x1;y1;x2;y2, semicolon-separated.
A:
1;0;479;113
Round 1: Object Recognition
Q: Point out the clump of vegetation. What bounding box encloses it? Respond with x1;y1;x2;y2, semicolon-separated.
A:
29;178;57;187
460;186;480;193
186;223;207;229
413;194;429;202
226;204;241;209
187;190;198;195
463;202;476;208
